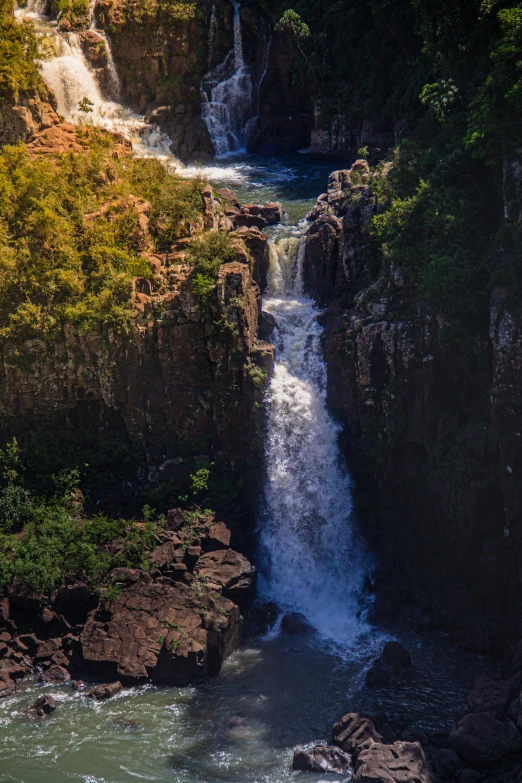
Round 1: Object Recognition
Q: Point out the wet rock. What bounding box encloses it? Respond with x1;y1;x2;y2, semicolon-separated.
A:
379;717;408;743
259;311;277;341
466;675;510;717
39;664;71;683
333;713;383;753
292;745;352;774
72;680;85;690
400;727;429;745
234;202;284;229
430;729;451;748
366;642;412;687
28;695;56;718
81;581;242;684
280;612;315;636
449;712;522;767
86;681;123;700
353;740;432;783
0;670;15;698
427;747;463;780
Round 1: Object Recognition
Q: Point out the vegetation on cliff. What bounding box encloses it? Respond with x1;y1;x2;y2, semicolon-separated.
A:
0;0;45;100
273;0;522;328
0;135;204;341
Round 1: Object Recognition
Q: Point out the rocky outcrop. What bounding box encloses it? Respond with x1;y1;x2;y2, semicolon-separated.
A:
309;116;396;162
0;512;255;690
302;159;522;626
0;192;274;477
94;0;311;159
292;745;352;774
0;94;60;146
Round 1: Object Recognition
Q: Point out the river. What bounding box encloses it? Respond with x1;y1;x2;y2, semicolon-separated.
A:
0;5;483;781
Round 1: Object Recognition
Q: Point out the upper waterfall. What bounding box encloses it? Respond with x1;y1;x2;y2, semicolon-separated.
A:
259;235;372;647
201;0;254;157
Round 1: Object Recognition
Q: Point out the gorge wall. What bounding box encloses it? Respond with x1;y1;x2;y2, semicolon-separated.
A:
303;162;522;635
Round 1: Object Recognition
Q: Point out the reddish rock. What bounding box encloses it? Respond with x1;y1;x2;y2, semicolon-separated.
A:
40;664;71;683
34;638;62;664
206;522;232;551
86;681;123;700
81;581;242;684
333;713;383;753
194;549;256;607
167;509;185;531
234;202;284;229
354;740;432;783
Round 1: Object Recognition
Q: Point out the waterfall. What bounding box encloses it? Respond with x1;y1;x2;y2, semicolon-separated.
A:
207;4;218;69
15;0;47;17
259;236;371;647
201;0;253;157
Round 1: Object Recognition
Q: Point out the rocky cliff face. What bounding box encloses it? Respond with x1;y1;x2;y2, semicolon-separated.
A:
303;161;522;628
0;189;275;498
95;0;312;159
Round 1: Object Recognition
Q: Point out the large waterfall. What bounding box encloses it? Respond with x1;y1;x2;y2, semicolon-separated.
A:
259;236;372;646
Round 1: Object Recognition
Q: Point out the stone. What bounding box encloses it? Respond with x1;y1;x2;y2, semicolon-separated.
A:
167;509;185;531
400;727;429;745
449;712;522;767
354;740;432;783
0;598;10;626
193;549;256;608
333;713;383;753
428;747;463;780
72;680;85;690
382;641;412;668
39;664;71;683
53;584;97;626
81;581;242;684
234;202;284;229
86;682;123;700
206;522;232;551
8;580;43;614
281;612;315;636
292;745;352;774
466;675;509;717
366;642;412;687
259;311;277;341
34;638;62;663
217;188;241;209
28;695;56;717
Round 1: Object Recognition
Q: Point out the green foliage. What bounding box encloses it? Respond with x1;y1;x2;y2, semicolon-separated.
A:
56;0;89;28
78;96;94;113
275;9;310;38
0;440;159;592
187;231;236;299
116;0;196;25
0;9;45;100
0;139;204;341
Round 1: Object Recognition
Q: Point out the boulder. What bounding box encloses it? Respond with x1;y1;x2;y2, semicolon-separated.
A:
193;549;256;608
466;675;510;717
53;584;97;626
333;713;383;753
259;311;277;341
450;712;522;767
34;638;62;664
167;509;185;531
293;745;352;774
428;747;463;780
39;664;71;683
8;580;43;614
281;612;315;636
28;695;56;718
354;740;432;783
234;202;284;229
86;681;123;701
366;642;412;687
81;581;242;684
205;522;232;551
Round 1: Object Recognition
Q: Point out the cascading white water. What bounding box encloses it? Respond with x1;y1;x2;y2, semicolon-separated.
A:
259;235;372;646
201;0;253;157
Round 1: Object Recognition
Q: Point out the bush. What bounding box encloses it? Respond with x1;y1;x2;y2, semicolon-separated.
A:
0;6;45;100
0;139;204;341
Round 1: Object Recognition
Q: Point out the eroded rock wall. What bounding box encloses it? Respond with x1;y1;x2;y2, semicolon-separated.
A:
303;161;522;625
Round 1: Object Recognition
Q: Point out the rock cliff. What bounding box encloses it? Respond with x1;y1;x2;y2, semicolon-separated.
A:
303;160;522;631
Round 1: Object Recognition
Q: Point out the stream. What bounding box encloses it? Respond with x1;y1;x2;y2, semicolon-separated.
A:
1;4;486;781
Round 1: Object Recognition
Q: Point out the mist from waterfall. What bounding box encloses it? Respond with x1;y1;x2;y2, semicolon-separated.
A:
258;235;372;648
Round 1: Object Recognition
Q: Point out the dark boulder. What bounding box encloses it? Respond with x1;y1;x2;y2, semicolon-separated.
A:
427;747;463;780
366;641;412;687
40;664;71;683
53;584;97;626
292;745;352;774
86;681;123;700
281;612;315;636
259;311;277;342
449;712;522;767
234;202;284;229
28;695;56;717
